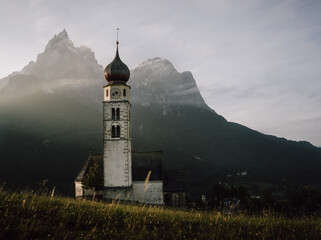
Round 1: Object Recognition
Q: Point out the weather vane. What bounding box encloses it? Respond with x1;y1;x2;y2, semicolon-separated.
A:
116;28;119;45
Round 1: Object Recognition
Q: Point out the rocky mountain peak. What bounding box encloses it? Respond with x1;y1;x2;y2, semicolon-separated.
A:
44;29;72;52
26;29;102;81
136;57;177;75
0;30;103;99
130;58;208;109
57;29;69;40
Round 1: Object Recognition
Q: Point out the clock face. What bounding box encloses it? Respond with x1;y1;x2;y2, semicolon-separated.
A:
111;88;121;99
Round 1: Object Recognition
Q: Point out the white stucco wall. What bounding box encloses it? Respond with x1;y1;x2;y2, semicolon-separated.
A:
103;97;132;188
133;181;164;205
75;181;83;198
103;140;132;187
75;181;103;199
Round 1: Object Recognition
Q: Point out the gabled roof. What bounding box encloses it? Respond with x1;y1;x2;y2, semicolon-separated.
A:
132;151;163;181
74;154;103;182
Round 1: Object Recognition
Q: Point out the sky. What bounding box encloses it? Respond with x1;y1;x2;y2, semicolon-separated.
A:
0;0;321;146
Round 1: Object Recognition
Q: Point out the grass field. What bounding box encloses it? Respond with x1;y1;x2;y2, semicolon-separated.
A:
0;187;320;240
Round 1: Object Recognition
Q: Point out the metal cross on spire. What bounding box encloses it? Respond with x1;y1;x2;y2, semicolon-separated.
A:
116;28;119;45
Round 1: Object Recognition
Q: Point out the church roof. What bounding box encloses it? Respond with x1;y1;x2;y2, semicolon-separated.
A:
132;151;163;181
74;154;102;182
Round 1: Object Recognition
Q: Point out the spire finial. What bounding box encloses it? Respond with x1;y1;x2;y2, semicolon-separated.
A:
116;28;119;45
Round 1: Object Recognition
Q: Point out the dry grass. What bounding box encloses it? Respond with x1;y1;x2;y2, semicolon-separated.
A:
0;187;320;240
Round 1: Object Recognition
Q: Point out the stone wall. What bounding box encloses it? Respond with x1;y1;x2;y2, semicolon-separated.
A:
133;181;164;205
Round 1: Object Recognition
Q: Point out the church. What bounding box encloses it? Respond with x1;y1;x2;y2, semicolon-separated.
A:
75;40;186;205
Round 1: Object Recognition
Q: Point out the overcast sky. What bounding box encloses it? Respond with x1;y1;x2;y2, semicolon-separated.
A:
0;0;321;146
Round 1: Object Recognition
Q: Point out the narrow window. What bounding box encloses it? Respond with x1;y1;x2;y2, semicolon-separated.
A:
112;108;115;120
123;89;126;97
116;125;120;137
106;89;109;97
116;108;120;120
112;126;116;138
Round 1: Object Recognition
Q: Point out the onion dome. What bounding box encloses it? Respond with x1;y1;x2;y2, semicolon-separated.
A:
104;42;130;84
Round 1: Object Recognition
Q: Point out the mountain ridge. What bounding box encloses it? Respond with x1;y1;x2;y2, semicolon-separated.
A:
0;30;320;197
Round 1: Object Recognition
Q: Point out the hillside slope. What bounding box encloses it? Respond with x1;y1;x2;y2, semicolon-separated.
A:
1;188;320;240
0;30;320;197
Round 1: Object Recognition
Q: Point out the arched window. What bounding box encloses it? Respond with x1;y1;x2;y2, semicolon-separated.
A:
112;125;116;138
106;89;108;97
123;89;126;97
116;125;120;137
112;108;115;120
111;108;120;138
112;125;120;138
116;108;120;120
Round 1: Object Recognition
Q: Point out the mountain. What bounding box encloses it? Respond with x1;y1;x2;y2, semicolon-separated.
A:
0;30;104;193
131;58;207;108
0;30;320;197
0;29;103;110
129;58;321;197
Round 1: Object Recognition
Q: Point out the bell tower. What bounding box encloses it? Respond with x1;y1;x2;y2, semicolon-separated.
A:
103;35;132;200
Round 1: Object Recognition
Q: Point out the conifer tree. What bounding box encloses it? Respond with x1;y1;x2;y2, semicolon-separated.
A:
82;162;103;200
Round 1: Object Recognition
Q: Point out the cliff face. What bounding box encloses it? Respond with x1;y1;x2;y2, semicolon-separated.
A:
130;57;208;108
